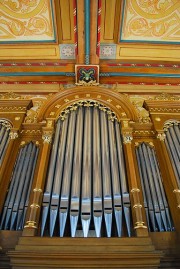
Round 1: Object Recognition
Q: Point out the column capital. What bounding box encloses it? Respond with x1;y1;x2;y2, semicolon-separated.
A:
157;132;166;141
122;133;133;144
42;131;53;144
9;131;18;140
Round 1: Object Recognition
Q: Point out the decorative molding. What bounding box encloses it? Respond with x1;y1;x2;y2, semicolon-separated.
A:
149;92;180;101
75;65;99;86
59;100;118;122
0;119;12;130
128;96;151;124
164;120;180;131
21;130;42;134
0;106;26;111
149;108;180;113
24;221;37;229
0;92;24;99
133;130;155;135
60;44;75;59
25;99;46;124
100;44;117;59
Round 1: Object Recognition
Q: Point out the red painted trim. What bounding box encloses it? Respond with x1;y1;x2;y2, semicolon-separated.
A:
96;0;102;57
0;81;179;86
107;63;180;68
73;0;78;56
0;63;67;67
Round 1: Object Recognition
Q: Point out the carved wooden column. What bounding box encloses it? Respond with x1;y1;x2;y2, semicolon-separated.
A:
23;123;53;236
121;120;148;237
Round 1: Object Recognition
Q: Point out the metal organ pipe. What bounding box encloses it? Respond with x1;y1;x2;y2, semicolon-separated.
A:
92;107;102;237
136;143;174;232
165;123;180;188
100;110;112;237
115;121;131;236
81;107;92;237
59;111;76;237
0;142;39;230
0;123;10;165
40;102;132;237
70;107;84;237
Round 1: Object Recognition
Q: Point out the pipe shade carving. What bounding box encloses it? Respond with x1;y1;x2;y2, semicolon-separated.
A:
135;143;174;232
41;102;132;237
0;120;11;165
0;142;39;230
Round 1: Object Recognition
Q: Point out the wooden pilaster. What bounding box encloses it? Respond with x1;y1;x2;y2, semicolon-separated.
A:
121;121;148;237
23;125;53;236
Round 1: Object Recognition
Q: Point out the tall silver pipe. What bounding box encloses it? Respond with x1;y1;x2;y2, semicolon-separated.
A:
16;143;38;230
41;120;62;236
59;111;76;237
100;110;112;237
151;148;174;231
169;127;180;160
165;130;180;179
138;145;156;231
48;118;69;237
92;107;103;237
173;124;180;144
81;107;92;237
142;143;163;231
108;119;123;237
70;107;84;237
0;125;6;143
115;121;131;236
10;143;33;230
0;126;9;165
4;146;27;229
147;146;166;231
135;148;150;230
0;148;23;229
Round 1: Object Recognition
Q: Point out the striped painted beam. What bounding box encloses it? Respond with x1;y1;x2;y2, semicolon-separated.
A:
85;0;90;64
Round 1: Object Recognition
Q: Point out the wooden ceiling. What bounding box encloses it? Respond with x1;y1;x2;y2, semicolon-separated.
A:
0;0;179;93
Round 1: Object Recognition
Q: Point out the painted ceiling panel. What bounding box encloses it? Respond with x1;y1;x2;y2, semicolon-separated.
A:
0;0;55;42
120;0;180;43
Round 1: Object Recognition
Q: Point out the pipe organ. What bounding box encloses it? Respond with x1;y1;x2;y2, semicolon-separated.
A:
0;90;179;268
164;122;180;188
135;143;174;232
0;120;11;166
41;101;132;238
0;142;39;231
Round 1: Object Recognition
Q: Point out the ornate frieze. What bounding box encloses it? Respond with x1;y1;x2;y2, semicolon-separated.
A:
0;92;24;100
150;92;180;101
